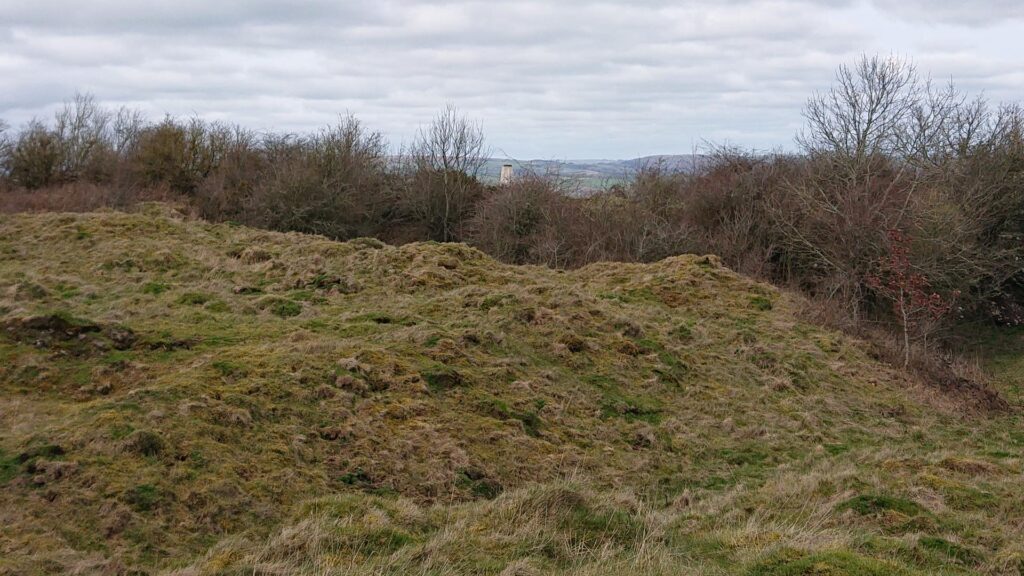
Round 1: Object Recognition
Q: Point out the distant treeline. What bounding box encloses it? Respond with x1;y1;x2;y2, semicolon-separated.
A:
2;55;1022;376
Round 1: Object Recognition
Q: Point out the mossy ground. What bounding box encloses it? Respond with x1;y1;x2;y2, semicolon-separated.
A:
0;206;1021;575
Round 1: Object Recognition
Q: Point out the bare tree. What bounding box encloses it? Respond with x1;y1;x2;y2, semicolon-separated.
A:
799;55;919;167
110;106;147;157
53;93;113;181
896;79;994;167
0;119;9;173
402;104;489;241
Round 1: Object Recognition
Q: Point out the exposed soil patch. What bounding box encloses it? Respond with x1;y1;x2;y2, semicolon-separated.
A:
2;314;198;357
2;314;137;356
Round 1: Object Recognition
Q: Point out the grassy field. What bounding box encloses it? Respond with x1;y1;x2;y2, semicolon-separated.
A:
0;205;1021;575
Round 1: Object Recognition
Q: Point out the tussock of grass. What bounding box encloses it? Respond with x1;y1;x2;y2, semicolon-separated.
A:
837;495;927;518
0;207;1021;575
178;484;659;575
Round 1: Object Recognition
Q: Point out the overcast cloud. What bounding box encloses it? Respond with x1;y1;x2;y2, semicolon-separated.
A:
1;0;1021;158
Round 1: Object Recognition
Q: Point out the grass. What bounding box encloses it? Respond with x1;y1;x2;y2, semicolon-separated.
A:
747;549;912;576
918;536;982;565
0;449;19;483
0;205;1021;575
837;495;928;517
124;484;162;512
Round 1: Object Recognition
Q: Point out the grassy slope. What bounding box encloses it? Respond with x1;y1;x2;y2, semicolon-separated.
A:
0;206;1021;575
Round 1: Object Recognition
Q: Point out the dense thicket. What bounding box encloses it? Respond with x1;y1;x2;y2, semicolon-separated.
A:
2;56;1022;370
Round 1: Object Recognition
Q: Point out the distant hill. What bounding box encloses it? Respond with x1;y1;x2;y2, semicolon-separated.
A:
480;155;702;189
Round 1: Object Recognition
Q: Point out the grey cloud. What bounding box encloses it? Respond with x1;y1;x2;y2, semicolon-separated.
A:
870;0;1024;26
0;0;1020;158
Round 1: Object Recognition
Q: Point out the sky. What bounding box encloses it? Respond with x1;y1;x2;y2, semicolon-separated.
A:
1;0;1022;159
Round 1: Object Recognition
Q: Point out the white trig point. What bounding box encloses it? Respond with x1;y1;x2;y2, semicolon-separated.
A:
499;163;514;185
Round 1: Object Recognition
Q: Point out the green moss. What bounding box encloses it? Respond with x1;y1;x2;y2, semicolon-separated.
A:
480;293;513;310
838;495;927;517
288;289;315;302
598;288;657;304
123;430;165;457
141;282;169;295
750;295;773;311
351;527;416;554
482;397;512;418
656;350;690;384
187;450;207;469
204;299;231;313
561;502;642;550
108;423;135;440
480;396;542;437
54;282;80;299
340;468;373;487
124;484;162;512
178;292;212;305
259;297;302;318
918;536;981;565
633;337;662;352
940;484;997;510
671;322;693;341
212;360;246;377
268;297;299;315
716;445;769;467
102;350;135;365
747;549;912;575
457;470;504;500
423;366;465;391
587;375;663;423
516;410;542;437
15;444;66;469
0;449;19;484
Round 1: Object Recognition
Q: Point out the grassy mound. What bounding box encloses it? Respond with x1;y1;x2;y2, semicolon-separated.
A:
1;206;1021;575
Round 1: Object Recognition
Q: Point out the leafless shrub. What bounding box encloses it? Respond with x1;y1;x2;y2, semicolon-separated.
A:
237;116;393;239
3;94;121;189
467;171;567;264
7;120;62;190
667;150;785;277
193;125;263;222
130;117;229;194
575;190;682;265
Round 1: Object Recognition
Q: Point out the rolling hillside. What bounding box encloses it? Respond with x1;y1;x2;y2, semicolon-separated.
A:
0;206;1021;575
